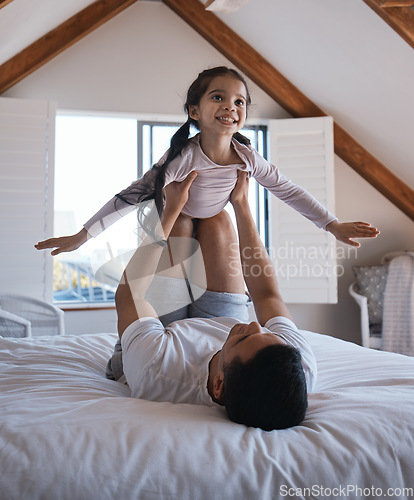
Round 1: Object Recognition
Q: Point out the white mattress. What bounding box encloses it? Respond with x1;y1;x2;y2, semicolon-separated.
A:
0;331;413;500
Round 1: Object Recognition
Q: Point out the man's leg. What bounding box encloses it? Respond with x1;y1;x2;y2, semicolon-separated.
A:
147;213;202;325
188;211;250;322
106;214;196;380
194;210;244;294
155;213;195;276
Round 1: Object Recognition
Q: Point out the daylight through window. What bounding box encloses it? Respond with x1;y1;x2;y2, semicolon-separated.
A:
54;114;268;305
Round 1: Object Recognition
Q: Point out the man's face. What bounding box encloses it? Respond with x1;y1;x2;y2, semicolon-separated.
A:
217;321;286;369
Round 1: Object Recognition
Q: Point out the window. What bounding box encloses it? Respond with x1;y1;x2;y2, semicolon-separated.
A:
53;114;268;305
54;115;138;304
140;122;268;245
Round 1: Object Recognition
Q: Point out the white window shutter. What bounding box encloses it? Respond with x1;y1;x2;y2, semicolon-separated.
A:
268;116;337;304
0;97;56;301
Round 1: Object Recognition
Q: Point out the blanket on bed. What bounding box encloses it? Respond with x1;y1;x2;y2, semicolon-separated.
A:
0;331;413;500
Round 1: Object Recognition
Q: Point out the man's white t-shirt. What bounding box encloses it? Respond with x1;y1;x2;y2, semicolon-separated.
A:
121;315;317;407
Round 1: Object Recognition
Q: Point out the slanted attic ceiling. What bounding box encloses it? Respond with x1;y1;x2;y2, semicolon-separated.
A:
0;0;413;220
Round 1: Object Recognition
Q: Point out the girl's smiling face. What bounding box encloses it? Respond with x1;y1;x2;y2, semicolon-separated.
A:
188;75;248;138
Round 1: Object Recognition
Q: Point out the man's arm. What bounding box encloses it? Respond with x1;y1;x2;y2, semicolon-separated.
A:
231;171;293;326
116;172;197;338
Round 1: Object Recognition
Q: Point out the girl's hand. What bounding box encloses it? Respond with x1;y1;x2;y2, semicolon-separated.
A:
230;170;249;206
34;228;89;256
326;220;380;247
163;171;197;216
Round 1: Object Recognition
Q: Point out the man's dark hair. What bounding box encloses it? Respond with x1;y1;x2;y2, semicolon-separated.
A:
222;344;308;431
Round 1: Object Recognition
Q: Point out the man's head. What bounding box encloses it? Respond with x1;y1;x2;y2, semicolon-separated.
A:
212;322;308;430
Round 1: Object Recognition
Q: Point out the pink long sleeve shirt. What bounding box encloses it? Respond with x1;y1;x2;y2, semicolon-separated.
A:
84;134;336;237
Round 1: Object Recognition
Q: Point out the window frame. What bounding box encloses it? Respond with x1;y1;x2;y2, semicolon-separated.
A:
53;111;269;309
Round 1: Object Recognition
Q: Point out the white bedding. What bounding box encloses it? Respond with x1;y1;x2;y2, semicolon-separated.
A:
0;331;413;500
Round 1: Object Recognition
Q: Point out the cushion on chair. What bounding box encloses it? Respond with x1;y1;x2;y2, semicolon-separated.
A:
353;264;388;326
369;323;383;338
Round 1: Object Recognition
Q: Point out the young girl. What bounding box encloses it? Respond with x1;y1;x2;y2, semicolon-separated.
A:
35;66;379;255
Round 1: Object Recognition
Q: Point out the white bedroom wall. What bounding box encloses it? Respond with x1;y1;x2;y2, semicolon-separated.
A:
1;2;284;118
3;0;413;341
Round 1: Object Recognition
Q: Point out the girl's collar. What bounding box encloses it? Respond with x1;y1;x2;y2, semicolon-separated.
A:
193;133;248;166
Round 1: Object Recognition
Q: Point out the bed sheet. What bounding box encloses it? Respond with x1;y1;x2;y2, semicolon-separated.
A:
0;331;413;500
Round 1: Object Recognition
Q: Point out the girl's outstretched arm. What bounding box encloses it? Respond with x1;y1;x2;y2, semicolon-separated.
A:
35;228;91;256
325;220;380;247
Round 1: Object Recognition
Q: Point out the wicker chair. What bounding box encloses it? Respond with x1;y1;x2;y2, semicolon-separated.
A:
0;309;32;338
0;293;65;337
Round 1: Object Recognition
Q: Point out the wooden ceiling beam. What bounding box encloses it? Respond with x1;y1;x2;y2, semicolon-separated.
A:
163;0;414;220
363;0;414;49
0;0;139;93
0;0;14;10
377;0;414;7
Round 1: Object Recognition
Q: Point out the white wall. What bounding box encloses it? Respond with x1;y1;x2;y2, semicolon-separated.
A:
2;1;284;118
3;0;413;341
63;307;117;336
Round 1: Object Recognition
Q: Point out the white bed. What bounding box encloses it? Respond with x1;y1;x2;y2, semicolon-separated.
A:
1;330;413;500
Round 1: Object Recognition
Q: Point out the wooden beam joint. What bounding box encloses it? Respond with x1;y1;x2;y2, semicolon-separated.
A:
363;0;414;49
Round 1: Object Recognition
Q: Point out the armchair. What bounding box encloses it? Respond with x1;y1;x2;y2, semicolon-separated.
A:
349;262;389;349
0;309;32;338
0;293;65;337
350;251;414;353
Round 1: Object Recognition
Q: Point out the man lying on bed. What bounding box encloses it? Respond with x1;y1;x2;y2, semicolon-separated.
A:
114;170;316;430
